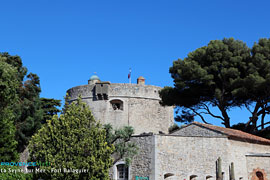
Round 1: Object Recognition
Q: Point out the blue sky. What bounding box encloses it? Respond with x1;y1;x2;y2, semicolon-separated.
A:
1;0;270;126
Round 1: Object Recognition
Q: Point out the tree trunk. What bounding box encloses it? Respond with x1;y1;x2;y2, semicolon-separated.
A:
218;105;230;128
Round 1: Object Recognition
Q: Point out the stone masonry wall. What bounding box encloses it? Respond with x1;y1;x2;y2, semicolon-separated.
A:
129;135;155;180
67;83;174;134
171;124;226;137
109;135;155;180
155;135;230;180
228;140;270;179
246;156;270;180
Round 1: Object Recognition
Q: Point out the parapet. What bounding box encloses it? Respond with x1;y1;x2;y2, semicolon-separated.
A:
67;83;162;101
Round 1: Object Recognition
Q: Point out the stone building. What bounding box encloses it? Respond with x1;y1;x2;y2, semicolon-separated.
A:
67;75;174;134
67;75;270;180
127;122;270;180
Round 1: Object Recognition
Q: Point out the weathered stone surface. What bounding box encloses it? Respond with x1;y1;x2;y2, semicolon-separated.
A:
109;135;155;180
67;83;174;134
119;133;270;180
229;140;270;180
129;135;155;179
67;80;270;180
171;124;226;137
155;135;230;180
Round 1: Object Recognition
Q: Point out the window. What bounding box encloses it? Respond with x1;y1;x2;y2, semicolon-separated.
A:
256;171;264;180
117;164;128;180
110;99;123;110
190;175;197;180
164;173;174;179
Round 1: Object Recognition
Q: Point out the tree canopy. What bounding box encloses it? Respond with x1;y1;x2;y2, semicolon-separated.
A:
0;60;19;161
0;52;61;153
104;124;138;166
29;98;114;180
160;38;270;133
40;98;61;124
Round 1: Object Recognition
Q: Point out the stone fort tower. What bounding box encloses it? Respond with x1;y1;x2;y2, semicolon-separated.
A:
67;75;174;134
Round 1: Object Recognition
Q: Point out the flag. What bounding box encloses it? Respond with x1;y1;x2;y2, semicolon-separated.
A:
128;68;131;79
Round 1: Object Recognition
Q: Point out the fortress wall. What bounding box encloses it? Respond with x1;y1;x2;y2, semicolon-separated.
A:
109;135;155;180
67;83;162;100
129;135;155;179
67;83;174;134
128;98;173;134
228;140;270;179
155;135;230;180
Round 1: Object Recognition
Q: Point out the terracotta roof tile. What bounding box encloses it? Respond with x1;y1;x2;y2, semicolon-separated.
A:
192;122;270;145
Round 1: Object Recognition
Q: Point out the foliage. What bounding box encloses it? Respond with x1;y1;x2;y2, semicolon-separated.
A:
168;124;180;133
0;166;32;180
160;38;270;133
0;108;18;161
243;38;270;132
29;97;114;180
0;61;19;161
232;122;270;139
231;123;252;133
104;124;138;166
174;109;194;124
0;52;43;152
14;72;43;152
0;52;61;153
40;98;61;124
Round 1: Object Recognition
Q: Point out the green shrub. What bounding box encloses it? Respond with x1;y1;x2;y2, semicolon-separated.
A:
0;166;32;180
29;97;114;180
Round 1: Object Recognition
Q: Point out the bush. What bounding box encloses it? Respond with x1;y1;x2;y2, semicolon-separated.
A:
29;98;114;180
0;166;32;180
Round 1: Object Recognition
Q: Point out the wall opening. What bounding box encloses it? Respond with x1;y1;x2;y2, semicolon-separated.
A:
110;99;123;110
116;164;128;180
190;175;198;180
164;173;174;179
256;171;264;180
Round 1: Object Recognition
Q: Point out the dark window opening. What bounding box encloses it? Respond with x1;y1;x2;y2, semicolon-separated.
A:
164;173;174;179
110;100;123;110
117;164;128;180
190;175;198;180
256;171;264;180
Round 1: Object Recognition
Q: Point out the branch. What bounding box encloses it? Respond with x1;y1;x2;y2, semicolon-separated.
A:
111;135;120;144
188;107;210;124
261;112;266;129
257;121;270;130
111;134;131;145
246;102;261;128
257;105;270;116
113;157;121;165
244;103;252;114
201;103;224;121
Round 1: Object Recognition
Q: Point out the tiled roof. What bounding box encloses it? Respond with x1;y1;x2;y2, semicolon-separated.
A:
192;122;270;145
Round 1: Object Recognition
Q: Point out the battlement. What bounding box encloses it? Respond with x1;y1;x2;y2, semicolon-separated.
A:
67;83;162;101
66;76;174;134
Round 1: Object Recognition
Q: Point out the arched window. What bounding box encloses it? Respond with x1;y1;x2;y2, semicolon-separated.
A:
117;164;128;180
110;99;123;110
113;161;129;180
256;171;264;180
164;173;174;179
206;175;213;180
190;175;198;180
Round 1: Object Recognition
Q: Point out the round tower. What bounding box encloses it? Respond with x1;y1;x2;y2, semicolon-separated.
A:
67;76;174;134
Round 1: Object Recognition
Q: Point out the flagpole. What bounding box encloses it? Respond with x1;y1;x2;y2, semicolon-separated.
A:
128;68;131;84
